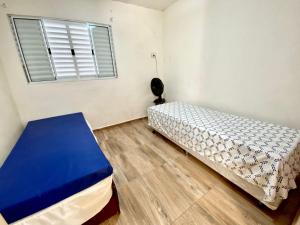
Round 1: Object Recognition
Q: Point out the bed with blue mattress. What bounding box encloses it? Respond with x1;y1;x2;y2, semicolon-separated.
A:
0;113;119;225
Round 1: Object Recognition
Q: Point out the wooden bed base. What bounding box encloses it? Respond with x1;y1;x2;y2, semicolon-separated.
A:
151;128;283;210
84;181;120;225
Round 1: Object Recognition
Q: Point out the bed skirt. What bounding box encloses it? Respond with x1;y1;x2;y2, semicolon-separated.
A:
84;181;120;225
1;176;120;225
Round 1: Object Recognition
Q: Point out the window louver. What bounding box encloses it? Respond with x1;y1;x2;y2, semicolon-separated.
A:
43;19;77;79
11;16;117;83
69;22;98;78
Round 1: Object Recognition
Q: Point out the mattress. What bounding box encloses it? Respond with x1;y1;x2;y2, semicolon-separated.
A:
0;113;113;224
148;102;300;202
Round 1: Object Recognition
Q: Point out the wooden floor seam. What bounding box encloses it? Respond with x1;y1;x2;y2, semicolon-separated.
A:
171;192;209;224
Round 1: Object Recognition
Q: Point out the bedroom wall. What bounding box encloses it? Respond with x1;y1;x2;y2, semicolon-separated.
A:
0;0;163;129
163;0;300;129
0;61;22;166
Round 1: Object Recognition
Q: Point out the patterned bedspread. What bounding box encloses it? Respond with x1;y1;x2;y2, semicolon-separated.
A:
148;102;300;202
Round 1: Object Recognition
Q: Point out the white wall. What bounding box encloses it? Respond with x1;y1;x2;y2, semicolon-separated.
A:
0;60;22;166
1;0;299;131
164;0;300;129
0;0;163;129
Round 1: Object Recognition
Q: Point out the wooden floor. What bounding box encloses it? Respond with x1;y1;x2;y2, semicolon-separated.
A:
94;118;300;225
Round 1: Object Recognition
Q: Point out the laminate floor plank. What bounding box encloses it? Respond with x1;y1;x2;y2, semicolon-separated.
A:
94;118;300;225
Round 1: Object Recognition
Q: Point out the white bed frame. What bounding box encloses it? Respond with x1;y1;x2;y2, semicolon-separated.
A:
150;126;284;210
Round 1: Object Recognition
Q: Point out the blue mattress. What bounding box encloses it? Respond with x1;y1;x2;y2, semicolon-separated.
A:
0;113;113;223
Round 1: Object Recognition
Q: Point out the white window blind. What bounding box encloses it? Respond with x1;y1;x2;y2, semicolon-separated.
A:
11;16;117;83
43;19;77;79
69;22;98;78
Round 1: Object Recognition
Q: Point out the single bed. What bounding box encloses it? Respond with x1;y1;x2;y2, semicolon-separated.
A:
0;113;119;225
148;102;300;210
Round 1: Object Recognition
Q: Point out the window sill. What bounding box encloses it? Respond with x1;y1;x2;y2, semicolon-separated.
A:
27;76;118;85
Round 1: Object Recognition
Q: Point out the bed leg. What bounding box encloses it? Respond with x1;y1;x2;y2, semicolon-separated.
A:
152;130;156;134
185;151;189;156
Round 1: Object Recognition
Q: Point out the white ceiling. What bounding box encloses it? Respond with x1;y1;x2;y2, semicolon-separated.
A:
113;0;177;11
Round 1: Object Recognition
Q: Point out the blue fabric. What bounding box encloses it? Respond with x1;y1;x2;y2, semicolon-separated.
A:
0;113;113;223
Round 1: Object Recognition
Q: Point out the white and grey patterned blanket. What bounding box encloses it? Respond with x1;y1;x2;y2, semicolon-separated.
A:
148;102;300;202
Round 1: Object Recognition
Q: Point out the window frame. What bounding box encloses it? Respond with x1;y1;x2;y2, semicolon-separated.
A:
9;14;118;84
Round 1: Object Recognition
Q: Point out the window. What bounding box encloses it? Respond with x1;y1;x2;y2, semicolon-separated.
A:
10;16;117;83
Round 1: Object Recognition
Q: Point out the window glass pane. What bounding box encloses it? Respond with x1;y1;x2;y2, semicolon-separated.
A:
90;26;116;78
14;18;54;82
